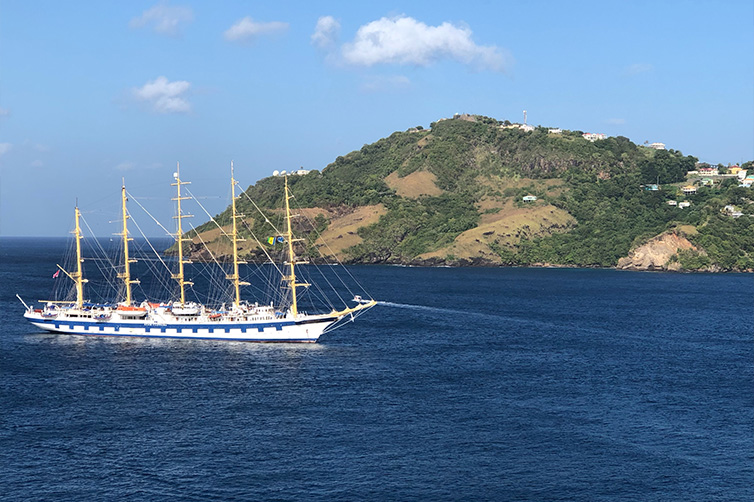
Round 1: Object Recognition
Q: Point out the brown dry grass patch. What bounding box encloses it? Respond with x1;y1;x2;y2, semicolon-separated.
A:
419;204;575;262
315;204;387;258
385;170;443;198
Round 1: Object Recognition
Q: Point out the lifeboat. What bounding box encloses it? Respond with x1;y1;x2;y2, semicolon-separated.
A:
171;302;201;316
116;305;147;318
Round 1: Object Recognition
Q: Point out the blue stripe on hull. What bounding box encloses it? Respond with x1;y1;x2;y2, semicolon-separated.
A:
38;331;317;343
37;319;299;331
27;317;331;342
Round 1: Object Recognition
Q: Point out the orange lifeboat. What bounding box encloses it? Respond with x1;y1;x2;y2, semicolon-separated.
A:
116;305;148;318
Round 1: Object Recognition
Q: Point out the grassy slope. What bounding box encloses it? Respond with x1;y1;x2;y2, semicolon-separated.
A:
184;116;754;270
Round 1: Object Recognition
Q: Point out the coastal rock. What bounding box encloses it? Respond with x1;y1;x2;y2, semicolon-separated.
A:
617;232;699;271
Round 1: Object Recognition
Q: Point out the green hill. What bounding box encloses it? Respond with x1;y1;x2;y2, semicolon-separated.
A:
186;115;754;271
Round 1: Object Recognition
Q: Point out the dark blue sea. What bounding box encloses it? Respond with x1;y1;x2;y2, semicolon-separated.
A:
1;237;752;501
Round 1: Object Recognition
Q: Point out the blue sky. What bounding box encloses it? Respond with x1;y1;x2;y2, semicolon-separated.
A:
1;0;752;236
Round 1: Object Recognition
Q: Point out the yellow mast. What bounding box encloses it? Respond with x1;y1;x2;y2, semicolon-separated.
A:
283;175;309;317
53;205;89;308
117;181;139;305
171;163;193;305
73;205;87;309
226;161;249;308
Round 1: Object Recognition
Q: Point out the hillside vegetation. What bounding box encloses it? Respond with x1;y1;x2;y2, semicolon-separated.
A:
187;115;754;271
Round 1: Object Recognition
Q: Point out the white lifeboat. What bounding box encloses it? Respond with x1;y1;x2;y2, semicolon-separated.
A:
171;302;201;316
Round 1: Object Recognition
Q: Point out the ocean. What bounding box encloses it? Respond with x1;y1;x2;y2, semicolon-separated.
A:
1;237;752;501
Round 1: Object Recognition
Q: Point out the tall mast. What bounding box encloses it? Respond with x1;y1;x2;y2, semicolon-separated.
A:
283;175;309;317
73;205;86;309
117;180;139;305
226;161;248;308
171;162;193;305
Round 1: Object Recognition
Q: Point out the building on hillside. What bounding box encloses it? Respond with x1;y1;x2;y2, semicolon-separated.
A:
667;200;678;206
729;165;741;175
582;132;606;142
644;184;659;191
501;123;534;132
678;201;691;208
548;128;562;134
698;166;719;176
648;142;666;150
453;113;476;122
522;195;538;202
738;169;748;180
724;205;744;218
700;178;714;186
682;185;697;195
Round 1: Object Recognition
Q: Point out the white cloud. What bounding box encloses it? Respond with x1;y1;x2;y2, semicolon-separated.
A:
0;143;12;156
605;118;626;125
340;16;510;72
224;17;289;42
115;162;136;171
311;16;340;49
360;75;411;93
133;76;191;114
623;63;653;76
130;2;193;37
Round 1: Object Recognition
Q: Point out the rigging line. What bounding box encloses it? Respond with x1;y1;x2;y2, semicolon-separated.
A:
238;219;285;278
184;187;233;240
284;188;369;302
233;183;313;292
238;189;286;238
235;183;312;303
291;197;371;300
79;214;121;295
80;218;117;272
180;187;274;302
182;185;273;302
286;199;354;306
239;182;349;310
127;192;174;238
129;217;176;297
129;212;173;276
186;222;236;302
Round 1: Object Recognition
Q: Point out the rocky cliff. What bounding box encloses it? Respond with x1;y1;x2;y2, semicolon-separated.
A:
617;231;700;271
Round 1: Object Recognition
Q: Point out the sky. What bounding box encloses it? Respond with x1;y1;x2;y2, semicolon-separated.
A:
0;0;752;237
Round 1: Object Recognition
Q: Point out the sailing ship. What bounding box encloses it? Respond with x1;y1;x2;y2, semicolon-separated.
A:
18;164;376;342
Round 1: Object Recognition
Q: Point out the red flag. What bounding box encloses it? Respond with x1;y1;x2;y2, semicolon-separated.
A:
52;269;60;279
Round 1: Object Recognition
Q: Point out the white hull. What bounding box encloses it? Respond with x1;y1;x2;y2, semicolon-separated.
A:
24;311;338;343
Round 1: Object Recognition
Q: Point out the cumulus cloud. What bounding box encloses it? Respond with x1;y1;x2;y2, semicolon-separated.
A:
623;63;653;76
0;143;12;156
360;75;411;93
340;16;510;72
311;16;340;49
224;17;289;42
129;2;193;36
133;76;191;113
115;162;136;171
